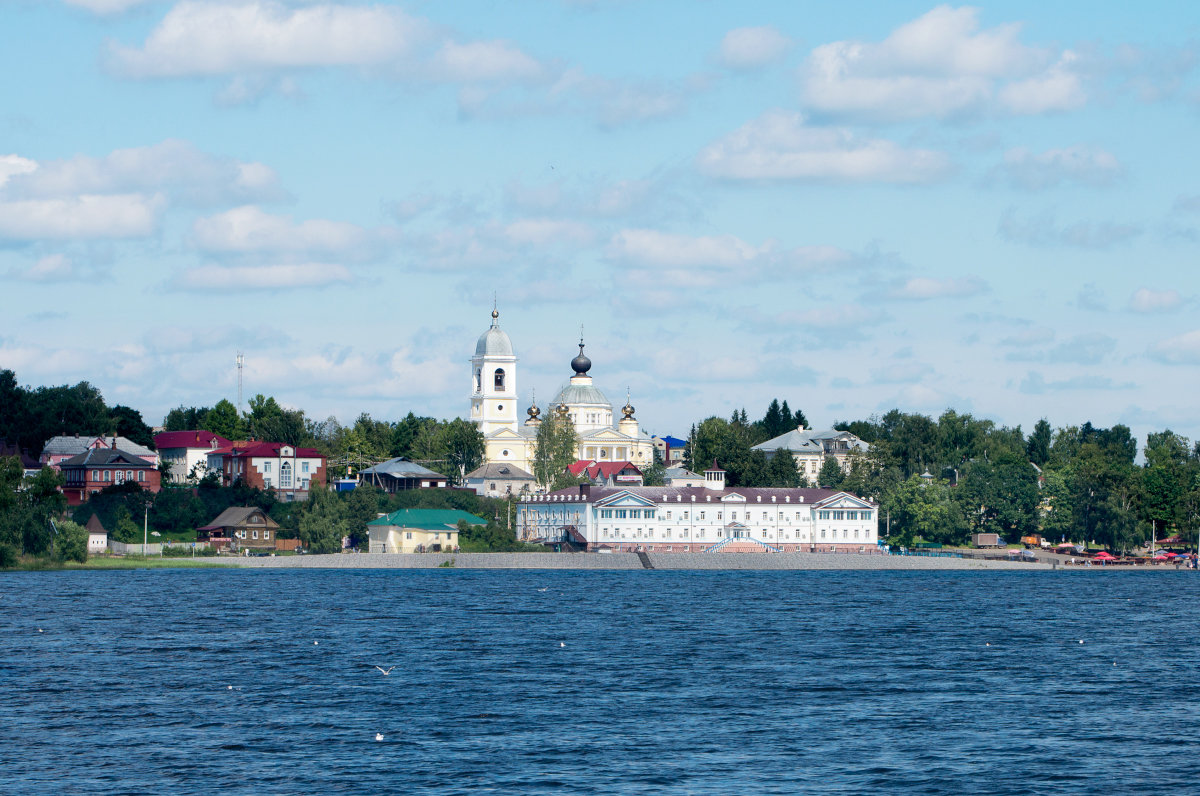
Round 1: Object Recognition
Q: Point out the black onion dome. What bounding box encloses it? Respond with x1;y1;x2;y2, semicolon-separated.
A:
571;342;591;375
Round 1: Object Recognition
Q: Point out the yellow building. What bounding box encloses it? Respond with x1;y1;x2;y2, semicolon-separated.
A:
366;509;485;553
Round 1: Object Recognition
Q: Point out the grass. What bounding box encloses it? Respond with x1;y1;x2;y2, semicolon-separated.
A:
65;556;235;570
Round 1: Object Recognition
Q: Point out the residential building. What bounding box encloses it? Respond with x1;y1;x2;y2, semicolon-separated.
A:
464;462;535;497
153;430;231;484
216;442;326;501
0;438;41;477
516;462;879;553
357;457;449;492
470;309;657;478
652;435;688;465
751;426;871;483
662;466;704;487
567;460;643;487
366;508;484;553
41;434;158;471
197;506;280;551
58;446;161;506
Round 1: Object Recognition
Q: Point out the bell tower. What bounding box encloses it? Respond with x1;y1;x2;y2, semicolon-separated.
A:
470;307;518;435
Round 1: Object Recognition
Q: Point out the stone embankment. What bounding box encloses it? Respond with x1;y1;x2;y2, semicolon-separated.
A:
235;551;1053;571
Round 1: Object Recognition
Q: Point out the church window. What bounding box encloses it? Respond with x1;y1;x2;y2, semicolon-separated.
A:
494;368;506;391
475;369;481;391
600;449;608;458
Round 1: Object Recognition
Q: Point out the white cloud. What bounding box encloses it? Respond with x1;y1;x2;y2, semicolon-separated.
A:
718;26;793;70
800;5;1080;120
0;194;162;240
999;52;1086;114
608;229;764;268
1150;330;1200;365
434;40;545;83
503;219;594;246
999;209;1141;248
62;0;153;13
1130;288;1183;313
997;146;1121;190
0;140;281;206
191;206;378;255
108;1;429;77
9;254;75;282
888;276;987;300
175;262;352;290
0;155;37;188
697;111;951;183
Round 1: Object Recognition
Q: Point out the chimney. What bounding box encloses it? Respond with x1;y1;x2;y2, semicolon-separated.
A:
111;436;117;449
579;483;591;500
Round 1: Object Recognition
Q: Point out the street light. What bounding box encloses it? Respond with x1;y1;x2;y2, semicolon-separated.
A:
143;500;152;555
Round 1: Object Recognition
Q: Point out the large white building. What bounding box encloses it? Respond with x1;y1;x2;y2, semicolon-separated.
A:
516;463;880;553
751;426;870;483
470;310;657;478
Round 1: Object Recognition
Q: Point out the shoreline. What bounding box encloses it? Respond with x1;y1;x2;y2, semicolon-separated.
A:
228;551;1178;571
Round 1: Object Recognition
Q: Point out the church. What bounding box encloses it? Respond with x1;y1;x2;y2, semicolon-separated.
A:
469;309;657;481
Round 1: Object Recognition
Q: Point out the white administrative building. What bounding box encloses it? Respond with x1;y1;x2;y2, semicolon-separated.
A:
516;462;879;553
470;309;656;476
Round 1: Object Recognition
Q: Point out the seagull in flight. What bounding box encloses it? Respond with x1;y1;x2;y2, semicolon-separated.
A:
374;666;395;676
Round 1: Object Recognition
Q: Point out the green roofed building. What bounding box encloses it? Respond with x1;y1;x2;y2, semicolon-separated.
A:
366;509;486;553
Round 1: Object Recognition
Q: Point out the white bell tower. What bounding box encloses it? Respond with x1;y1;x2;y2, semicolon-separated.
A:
470;307;518;435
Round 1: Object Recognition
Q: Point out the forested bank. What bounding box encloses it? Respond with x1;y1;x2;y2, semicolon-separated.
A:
3;368;1198;556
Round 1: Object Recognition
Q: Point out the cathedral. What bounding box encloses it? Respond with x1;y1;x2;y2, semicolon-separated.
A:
469;309;656;480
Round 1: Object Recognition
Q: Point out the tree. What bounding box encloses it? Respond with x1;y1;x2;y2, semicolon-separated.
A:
439;419;485;486
54;519;88;563
642;449;666;487
533;413;579;490
110;405;155;449
885;476;968;546
765;449;802;488
1027;419;1052;466
112;507;140;544
163;405;210;432
202;399;244;440
818;456;844;489
1143;430;1190;540
298;487;350;554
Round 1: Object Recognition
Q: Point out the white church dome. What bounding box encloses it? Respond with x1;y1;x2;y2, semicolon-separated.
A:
474;309;513;357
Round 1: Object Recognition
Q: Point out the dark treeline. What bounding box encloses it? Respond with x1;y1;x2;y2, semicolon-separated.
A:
685;403;1200;552
0;370;156;453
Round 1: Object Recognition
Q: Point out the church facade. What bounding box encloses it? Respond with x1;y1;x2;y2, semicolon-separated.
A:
470;309;657;482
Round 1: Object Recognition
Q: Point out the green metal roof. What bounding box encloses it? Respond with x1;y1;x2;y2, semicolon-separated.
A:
367;508;487;529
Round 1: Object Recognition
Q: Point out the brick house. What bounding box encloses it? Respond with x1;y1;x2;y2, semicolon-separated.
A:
41;434;159;471
218;442;326;501
59;446;162;506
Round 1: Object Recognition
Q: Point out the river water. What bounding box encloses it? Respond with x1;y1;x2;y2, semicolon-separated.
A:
3;569;1198;794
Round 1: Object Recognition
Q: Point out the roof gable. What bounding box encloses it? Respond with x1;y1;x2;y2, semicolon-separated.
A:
813;492;875;510
594;490;657;508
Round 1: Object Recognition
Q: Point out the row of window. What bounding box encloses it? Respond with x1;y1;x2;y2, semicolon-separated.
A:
235;529;271;540
90;469;147;483
597;527;871;541
594;508;870;522
817;510;871;520
599;509;657;519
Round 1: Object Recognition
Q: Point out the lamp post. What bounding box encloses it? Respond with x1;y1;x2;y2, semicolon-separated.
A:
143;500;150;553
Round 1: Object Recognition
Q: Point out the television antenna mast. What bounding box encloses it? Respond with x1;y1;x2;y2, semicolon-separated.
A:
236;351;244;415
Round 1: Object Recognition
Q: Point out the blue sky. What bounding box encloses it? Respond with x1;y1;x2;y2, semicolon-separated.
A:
1;1;1198;449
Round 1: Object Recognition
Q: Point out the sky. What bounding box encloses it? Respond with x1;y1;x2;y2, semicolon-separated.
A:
1;1;1198;450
